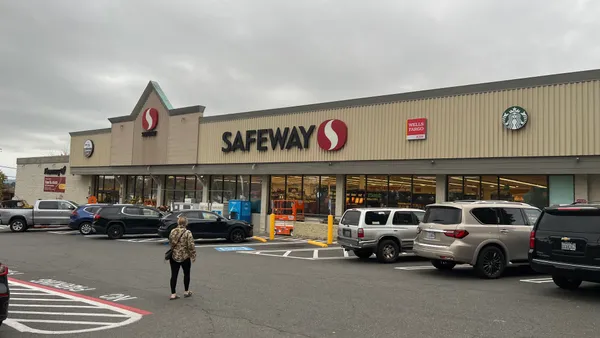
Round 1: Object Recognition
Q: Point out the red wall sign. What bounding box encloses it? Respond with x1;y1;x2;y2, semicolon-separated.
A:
44;176;66;193
406;118;427;140
317;119;348;151
142;108;159;131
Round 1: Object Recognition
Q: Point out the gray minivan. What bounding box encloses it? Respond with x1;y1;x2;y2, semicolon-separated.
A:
337;208;425;263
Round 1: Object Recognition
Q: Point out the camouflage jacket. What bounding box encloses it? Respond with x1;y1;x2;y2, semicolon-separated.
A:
169;226;196;263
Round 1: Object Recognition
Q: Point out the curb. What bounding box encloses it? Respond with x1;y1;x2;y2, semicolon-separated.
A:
307;240;328;248
251;236;268;243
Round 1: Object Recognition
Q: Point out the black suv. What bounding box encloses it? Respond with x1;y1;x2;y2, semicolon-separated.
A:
529;204;600;290
0;261;9;327
93;205;165;239
158;210;253;243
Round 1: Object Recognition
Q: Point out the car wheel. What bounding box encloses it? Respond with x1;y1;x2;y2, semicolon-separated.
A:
432;259;456;270
552;275;582;290
475;246;506;279
353;249;373;259
79;222;93;235
229;228;245;243
376;240;400;263
107;224;124;240
9;218;27;232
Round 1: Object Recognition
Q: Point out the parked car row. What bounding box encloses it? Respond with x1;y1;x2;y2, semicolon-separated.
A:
339;201;543;279
1;199;254;243
339;200;600;290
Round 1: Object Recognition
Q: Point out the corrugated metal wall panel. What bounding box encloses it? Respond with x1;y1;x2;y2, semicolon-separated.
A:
198;80;600;164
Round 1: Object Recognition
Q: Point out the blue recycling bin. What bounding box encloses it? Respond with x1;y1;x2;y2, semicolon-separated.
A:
228;200;252;223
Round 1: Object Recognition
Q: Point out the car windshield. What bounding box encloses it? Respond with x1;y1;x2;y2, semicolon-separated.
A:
423;206;462;224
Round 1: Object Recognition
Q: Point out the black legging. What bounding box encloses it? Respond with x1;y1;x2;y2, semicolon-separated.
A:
169;258;191;294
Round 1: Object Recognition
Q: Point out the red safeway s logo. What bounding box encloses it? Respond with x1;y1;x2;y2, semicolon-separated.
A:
317;119;348;151
141;108;159;131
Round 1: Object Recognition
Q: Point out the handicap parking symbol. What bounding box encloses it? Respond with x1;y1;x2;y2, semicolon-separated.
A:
215;247;254;252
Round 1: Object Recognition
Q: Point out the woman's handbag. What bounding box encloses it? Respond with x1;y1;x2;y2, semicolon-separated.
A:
165;230;186;261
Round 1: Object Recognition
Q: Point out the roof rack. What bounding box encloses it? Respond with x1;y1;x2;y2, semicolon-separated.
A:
450;200;532;206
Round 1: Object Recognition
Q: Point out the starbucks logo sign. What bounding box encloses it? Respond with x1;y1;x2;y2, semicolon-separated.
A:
502;106;528;130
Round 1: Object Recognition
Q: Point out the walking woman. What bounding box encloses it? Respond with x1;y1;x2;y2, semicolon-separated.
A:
168;216;196;300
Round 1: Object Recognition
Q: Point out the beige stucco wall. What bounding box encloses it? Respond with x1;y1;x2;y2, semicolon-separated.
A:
70;132;112;167
131;91;171;166
167;112;202;164
111;122;134;166
198;80;600;164
14;161;90;204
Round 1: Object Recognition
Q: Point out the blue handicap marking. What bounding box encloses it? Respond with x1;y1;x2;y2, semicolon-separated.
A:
215;247;254;252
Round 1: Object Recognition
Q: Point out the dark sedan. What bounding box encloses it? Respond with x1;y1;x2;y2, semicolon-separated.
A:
158;210;253;243
0;261;9;327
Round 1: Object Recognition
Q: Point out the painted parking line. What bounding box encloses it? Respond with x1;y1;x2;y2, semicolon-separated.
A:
237;247;417;261
4;278;151;335
520;277;554;284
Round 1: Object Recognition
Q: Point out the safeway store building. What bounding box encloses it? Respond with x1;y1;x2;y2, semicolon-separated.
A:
15;69;600;233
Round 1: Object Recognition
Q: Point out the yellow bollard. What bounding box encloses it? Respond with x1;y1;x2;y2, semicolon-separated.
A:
269;213;276;240
327;214;334;245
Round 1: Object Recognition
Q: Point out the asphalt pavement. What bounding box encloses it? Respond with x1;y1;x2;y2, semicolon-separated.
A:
1;226;600;337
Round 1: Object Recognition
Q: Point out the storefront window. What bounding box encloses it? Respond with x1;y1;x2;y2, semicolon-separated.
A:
286;176;302;201
346;175;366;209
366;175;388;207
319;176;336;216
549;175;574;205
499;175;548;209
173;176;185;202
126;176;136;202
143;176;156;206
210;175;223;203
303;176;319;216
411;176;436;209
389;176;411;208
446;175;549;208
463;176;480;200
134;176;144;204
270;176;286;205
164;176;175;206
184;176;197;200
250;176;262;213
94;175;119;203
481;176;498;200
447;176;464;201
236;175;250;201
223;175;236;202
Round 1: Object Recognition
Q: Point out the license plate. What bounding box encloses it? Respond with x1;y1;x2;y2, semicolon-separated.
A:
343;229;351;237
561;241;576;251
425;231;436;240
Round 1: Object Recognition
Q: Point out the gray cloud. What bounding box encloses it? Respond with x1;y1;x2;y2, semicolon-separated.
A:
1;0;599;178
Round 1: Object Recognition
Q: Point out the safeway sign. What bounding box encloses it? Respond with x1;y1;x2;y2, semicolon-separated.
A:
406;118;427;140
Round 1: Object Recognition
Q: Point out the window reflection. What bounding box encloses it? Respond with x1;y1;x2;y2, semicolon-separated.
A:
366;175;388;207
345;175;366;209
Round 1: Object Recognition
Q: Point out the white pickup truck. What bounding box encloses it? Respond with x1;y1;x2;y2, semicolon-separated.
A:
0;199;79;232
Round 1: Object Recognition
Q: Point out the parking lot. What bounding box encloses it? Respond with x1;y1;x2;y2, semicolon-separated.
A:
2;227;600;337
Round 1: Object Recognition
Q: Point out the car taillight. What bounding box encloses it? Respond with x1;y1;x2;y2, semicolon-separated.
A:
529;230;535;249
0;263;7;276
94;214;100;221
444;230;469;239
72;210;78;216
358;228;364;238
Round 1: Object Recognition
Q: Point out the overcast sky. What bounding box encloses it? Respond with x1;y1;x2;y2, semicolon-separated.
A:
0;0;599;179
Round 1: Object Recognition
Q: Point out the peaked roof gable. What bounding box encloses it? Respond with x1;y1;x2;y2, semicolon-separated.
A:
108;81;205;123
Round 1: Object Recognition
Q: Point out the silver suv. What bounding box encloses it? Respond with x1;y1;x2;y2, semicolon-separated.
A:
337;208;425;263
413;201;541;279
